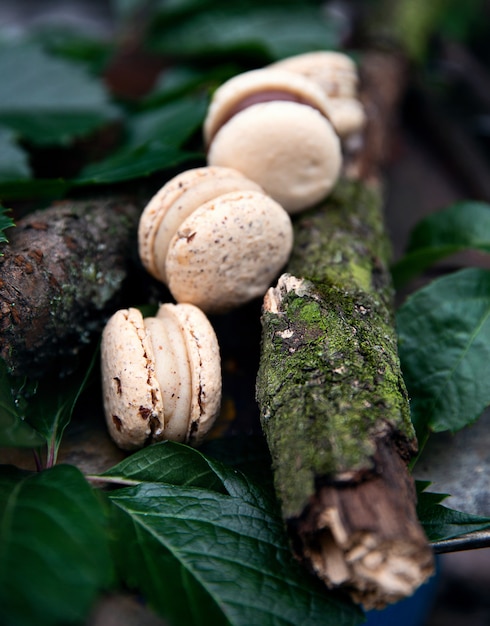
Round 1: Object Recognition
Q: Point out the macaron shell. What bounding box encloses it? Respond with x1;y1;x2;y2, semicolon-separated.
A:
101;308;164;450
151;169;263;283
165;190;293;312
207;101;342;213
159;303;222;444
144;314;192;442
138;166;255;281
327;97;366;138
203;67;335;146
271;51;359;99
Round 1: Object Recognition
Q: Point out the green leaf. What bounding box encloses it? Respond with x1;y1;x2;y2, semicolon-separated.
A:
0;178;71;201
0;127;31;183
0;205;15;245
22;350;97;465
397;268;490;438
142;65;235;108
0;464;114;626
126;94;207;147
32;29;114;76
200;433;274;484
149;3;342;61
392;201;490;287
100;441;273;508
105;443;362;626
0;359;44;449
100;440;228;492
0;42;118;146
75;144;201;185
75;95;207;185
416;481;490;542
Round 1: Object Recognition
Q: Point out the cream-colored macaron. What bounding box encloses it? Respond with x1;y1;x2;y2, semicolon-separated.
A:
138;166;293;313
270;51;366;138
203;68;342;214
101;303;221;450
271;51;360;99
203;68;336;145
139;165;262;284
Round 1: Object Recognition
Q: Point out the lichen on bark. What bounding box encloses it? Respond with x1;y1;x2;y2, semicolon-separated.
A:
256;179;416;519
0;197;144;378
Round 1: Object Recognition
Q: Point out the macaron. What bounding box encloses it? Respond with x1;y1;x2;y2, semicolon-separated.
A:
138;166;294;313
271;51;360;99
101;303;221;450
203;68;342;214
270;51;366;138
138;166;262;284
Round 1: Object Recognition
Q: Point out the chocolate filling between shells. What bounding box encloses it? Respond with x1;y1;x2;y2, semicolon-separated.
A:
207;88;332;146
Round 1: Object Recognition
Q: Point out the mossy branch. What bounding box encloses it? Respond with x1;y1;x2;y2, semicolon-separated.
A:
257;180;416;518
255;52;434;609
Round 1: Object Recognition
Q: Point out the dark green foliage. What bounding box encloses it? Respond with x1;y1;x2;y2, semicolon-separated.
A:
0;465;115;626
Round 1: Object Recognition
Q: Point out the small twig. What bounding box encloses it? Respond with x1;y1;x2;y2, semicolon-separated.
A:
432;530;490;554
85;475;142;488
32;448;44;472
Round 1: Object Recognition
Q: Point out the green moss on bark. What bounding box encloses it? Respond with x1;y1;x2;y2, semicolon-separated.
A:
288;180;394;309
256;179;416;518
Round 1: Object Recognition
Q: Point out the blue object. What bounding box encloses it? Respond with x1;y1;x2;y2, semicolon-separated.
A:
363;563;439;626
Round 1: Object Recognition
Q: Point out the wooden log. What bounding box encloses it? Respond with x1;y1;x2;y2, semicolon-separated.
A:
255;52;435;609
0;197;144;378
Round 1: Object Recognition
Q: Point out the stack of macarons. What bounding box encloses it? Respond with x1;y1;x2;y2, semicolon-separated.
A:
137;165;294;315
270;50;365;140
100;50;365;449
101;303;222;450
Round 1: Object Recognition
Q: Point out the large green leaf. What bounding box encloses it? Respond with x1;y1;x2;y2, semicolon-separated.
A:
0;360;44;449
416;482;490;542
0;464;114;626
0;178;70;201
127;94;207;147
397;268;490;439
22;350;97;465
105;443;362;626
142;65;237;108
0;94;207;193
100;440;228;492
149;3;342;61
0;42;118;145
75;144;200;185
75;95;206;184
32;29;114;76
392;202;490;287
0;127;31;183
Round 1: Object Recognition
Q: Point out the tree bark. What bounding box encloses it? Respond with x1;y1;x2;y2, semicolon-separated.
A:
0;197;144;378
255;51;435;609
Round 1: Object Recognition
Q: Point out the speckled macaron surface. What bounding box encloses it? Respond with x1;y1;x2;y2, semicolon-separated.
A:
101;307;164;450
101;303;221;449
138;166;263;283
162;303;221;444
165;189;294;313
